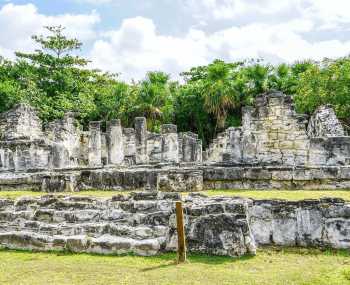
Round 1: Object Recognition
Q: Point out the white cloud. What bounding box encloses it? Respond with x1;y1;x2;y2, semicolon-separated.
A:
90;16;350;81
184;0;298;20
90;17;209;81
305;0;350;25
0;3;100;59
185;0;350;28
2;2;350;82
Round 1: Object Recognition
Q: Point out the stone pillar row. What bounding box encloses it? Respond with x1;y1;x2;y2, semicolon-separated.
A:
88;118;201;167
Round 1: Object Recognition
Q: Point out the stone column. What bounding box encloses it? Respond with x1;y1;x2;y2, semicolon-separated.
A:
50;144;69;169
182;133;197;162
161;124;179;163
194;139;202;163
135;117;148;164
88;121;102;167
107;119;124;165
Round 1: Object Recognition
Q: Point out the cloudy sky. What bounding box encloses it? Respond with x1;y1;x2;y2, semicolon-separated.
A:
1;0;350;81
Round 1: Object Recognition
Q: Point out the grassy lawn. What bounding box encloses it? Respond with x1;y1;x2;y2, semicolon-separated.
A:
0;247;348;285
204;189;350;201
0;189;350;201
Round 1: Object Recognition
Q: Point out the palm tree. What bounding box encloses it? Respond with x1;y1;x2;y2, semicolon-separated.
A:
202;60;239;132
134;71;174;131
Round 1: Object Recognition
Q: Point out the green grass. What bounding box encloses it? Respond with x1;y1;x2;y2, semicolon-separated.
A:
203;189;350;201
0;247;349;285
0;189;350;201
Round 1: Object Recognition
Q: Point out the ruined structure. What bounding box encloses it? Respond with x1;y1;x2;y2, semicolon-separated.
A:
0;91;350;256
0;91;349;191
0;192;349;256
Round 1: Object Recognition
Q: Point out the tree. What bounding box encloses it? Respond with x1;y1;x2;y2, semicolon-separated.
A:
132;71;175;131
202;60;240;131
14;25;100;122
294;57;350;127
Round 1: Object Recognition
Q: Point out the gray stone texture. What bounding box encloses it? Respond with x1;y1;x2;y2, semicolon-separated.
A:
308;105;345;137
0;193;349;256
0;91;349;191
205;91;350;167
0;193;256;257
249;198;350;249
0;106;201;173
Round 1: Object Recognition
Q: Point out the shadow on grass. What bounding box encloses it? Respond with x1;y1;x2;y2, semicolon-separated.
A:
1;246;348;264
258;246;350;257
140;253;256;272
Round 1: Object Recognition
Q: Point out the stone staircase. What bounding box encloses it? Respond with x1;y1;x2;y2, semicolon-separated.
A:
0;192;256;257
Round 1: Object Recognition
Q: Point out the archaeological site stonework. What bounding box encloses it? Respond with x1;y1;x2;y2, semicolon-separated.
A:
0;91;349;192
0;193;349;256
0;91;350;256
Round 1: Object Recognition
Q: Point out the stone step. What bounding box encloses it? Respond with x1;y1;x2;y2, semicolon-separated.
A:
0;221;168;240
0;231;164;256
12;197;175;214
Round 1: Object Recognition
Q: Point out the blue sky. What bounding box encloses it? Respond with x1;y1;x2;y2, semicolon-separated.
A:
1;0;350;81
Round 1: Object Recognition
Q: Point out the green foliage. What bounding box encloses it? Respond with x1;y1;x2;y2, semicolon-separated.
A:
131;71;175;132
0;25;349;145
294;57;350;125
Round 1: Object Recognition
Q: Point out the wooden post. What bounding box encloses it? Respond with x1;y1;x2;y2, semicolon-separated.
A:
176;201;186;263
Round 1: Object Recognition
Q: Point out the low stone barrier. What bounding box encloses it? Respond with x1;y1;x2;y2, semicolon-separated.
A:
1;165;350;192
250;198;350;248
0;193;349;257
0;193;255;257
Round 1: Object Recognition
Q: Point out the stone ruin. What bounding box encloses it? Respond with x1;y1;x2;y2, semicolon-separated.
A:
0;104;201;171
0;192;349;256
0;91;349;191
0;91;350;257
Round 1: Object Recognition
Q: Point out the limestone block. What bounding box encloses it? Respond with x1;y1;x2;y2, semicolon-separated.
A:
161;124;179;163
324;219;350;248
135;117;148;164
308;105;345;138
123;128;136;159
147;133;162;163
0;104;43;141
88;122;102;167
157;170;203;192
106;119;124;165
296;208;323;246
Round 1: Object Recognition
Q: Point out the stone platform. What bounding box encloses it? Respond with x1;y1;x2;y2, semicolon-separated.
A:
0;192;349;256
1;164;350;192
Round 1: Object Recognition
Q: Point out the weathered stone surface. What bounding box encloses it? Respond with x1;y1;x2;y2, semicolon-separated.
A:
0;91;350;191
0;193;258;257
0;104;43;141
308;105;345;137
205;92;349;168
157;170;203;192
249;199;350;248
106;119;124;165
88;122;102;167
1;193;349;256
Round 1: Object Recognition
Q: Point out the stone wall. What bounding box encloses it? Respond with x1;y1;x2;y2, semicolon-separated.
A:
0;91;349;191
0;193;349;256
0;193;256;257
249;198;350;249
202;166;350;190
0;105;202;172
205;91;350;167
308;105;345;137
